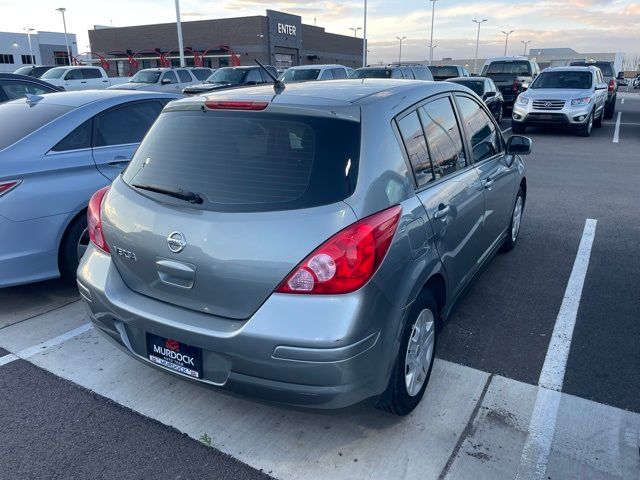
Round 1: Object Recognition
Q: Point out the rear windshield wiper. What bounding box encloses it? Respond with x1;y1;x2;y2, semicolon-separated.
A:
131;183;203;204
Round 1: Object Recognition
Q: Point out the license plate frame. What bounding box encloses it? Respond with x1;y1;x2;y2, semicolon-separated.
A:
146;333;203;379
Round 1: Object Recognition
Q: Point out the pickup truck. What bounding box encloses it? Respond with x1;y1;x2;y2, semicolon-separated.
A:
40;66;128;91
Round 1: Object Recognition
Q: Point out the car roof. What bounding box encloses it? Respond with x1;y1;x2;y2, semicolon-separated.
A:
171;79;456;107
9;89;181;108
484;56;531;63
545;66;595;72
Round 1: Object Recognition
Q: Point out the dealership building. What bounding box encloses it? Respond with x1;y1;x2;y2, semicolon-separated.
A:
0;30;78;73
88;10;363;77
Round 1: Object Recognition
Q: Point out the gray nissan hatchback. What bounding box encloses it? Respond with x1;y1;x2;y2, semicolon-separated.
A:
78;79;530;415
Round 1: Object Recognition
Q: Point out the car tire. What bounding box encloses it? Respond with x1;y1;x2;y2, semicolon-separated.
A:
59;214;89;283
377;289;439;416
604;99;615;119
501;187;524;253
593;108;604;128
577;111;593;137
511;121;526;134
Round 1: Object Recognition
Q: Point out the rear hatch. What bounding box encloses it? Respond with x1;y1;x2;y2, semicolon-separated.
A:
101;102;361;320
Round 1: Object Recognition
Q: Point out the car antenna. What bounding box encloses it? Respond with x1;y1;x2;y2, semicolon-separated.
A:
254;59;285;95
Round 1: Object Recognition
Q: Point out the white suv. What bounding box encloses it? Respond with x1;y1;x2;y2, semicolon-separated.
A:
109;68;205;92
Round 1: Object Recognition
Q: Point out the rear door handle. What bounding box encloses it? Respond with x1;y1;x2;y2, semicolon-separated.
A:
80;81;87;84
484;178;494;189
107;156;130;167
433;204;450;220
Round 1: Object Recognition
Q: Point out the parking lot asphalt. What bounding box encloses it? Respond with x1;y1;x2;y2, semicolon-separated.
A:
1;90;639;479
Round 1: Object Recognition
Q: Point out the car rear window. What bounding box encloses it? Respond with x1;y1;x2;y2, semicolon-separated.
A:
122;110;360;212
451;80;484;96
350;69;393;79
428;66;459;78
484;61;532;76
0;102;72;151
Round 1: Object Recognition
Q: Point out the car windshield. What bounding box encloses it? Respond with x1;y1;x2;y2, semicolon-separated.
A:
531;71;592;89
429;66;459;78
350;69;392;79
452;80;484;96
206;69;247;84
130;71;162;84
41;68;67;79
0;102;73;151
281;69;321;83
122;110;360;213
484;61;532;76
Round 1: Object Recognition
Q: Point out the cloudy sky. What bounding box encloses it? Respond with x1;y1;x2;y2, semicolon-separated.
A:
0;0;637;63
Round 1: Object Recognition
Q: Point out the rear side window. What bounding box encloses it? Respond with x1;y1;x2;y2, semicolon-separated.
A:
455;96;501;162
52;119;92;152
401;68;415;79
162;71;177;84
122;111;361;212
397;111;433;186
418;97;467;179
81;68;102;79
0;102;72;151
177;70;192;83
192;69;211;81
245;69;262;83
65;69;82;80
94;101;163;147
485;61;532;76
332;68;347;79
319;69;334;80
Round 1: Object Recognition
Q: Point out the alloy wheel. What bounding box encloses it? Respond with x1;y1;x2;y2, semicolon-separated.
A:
511;196;523;243
77;228;90;262
404;309;436;397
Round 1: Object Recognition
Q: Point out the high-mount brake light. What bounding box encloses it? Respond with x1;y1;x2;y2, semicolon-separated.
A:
0;179;21;197
204;100;268;111
87;186;110;254
276;205;402;295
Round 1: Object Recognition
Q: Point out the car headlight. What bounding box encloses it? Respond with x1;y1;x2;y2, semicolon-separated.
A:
516;96;529;106
571;97;592;106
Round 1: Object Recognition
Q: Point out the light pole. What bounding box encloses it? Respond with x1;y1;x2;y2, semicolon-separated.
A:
521;40;531;56
427;44;438;62
428;0;438;65
174;0;185;67
472;19;487;75
396;36;407;65
363;0;368;67
350;27;362;37
55;8;71;65
501;30;514;56
23;28;35;64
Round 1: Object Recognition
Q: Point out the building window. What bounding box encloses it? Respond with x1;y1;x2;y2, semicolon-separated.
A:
0;54;15;64
116;60;126;77
54;51;70;66
21;54;35;65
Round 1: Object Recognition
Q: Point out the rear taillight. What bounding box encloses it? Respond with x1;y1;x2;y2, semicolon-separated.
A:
0;179;21;197
608;79;615;92
204;100;268;110
276;206;402;295
87;186;110;254
513;79;521;92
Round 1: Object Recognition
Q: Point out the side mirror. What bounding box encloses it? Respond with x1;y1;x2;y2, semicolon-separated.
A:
484;91;496;98
161;78;171;85
506;135;532;156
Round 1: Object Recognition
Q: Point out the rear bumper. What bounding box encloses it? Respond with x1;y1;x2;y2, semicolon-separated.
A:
77;245;401;409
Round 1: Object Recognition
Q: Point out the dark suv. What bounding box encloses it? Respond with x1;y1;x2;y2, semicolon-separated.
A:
428;65;470;81
183;66;278;95
349;66;434;81
481;57;540;108
569;61;617;118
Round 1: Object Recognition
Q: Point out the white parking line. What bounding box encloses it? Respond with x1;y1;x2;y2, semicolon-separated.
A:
516;219;597;480
621;98;625;105
613;112;622;143
0;323;92;367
